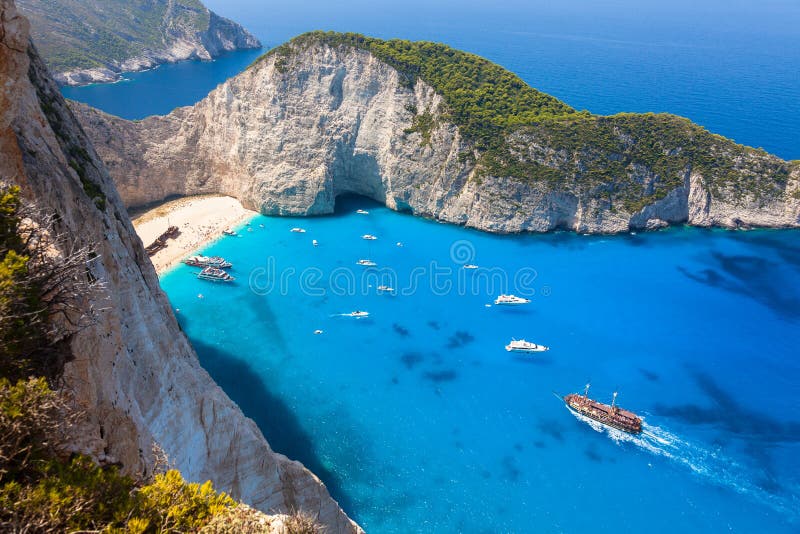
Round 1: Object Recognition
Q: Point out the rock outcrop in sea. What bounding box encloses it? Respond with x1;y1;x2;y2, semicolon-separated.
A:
0;2;359;531
17;0;262;86
72;33;800;234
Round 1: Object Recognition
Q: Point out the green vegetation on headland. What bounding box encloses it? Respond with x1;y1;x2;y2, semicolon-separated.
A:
262;32;793;212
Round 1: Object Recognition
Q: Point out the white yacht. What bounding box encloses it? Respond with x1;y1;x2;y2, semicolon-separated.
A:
396;242;404;247
505;339;549;353
377;285;395;293
290;227;306;233
494;294;531;305
362;234;378;240
345;311;370;318
463;264;479;270
356;259;377;266
356;209;369;215
312;239;319;247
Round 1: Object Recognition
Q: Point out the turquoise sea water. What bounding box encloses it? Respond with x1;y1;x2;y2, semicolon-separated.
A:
63;0;800;160
161;197;800;533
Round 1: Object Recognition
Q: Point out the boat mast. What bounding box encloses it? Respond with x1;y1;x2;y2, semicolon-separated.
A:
583;383;590;398
612;391;618;412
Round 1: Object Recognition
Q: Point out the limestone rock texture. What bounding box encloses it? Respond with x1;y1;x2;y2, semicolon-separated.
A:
72;39;800;234
0;2;359;531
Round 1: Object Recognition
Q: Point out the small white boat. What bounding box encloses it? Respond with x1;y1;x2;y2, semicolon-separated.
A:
377;285;395;293
494;294;531;306
463;264;479;270
183;255;232;269
344;311;370;318
312;239;319;247
505;339;549;353
362;234;378;240
259;224;265;228
291;227;306;233
314;329;324;335
396;242;404;247
356;259;377;267
356;209;369;215
247;227;254;232
222;229;237;237
197;267;235;283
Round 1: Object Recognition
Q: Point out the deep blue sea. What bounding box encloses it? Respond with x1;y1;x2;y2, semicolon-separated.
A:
60;1;800;531
63;0;800;160
162;198;800;532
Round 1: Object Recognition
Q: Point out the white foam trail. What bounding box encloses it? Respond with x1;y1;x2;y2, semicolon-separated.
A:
566;407;799;522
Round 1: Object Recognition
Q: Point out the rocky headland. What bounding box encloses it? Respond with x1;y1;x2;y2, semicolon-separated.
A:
17;0;262;86
72;32;800;234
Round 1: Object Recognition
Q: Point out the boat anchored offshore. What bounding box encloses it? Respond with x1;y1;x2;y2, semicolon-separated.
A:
222;229;237;237
362;234;378;240
494;294;531;305
291;227;306;233
183;255;232;269
357;259;377;267
356;209;369;215
463;264;479;270
196;267;235;283
377;285;395;293
344;311;370;318
564;384;642;434
505;339;548;353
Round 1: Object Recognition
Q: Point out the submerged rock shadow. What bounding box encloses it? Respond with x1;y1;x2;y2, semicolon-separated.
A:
190;339;358;514
678;251;800;320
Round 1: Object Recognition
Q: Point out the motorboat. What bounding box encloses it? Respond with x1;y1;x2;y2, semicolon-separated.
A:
196;267;235;282
463;264;479;269
494;294;531;305
505;339;549;353
356;259;377;266
344;311;370;318
183;255;232;269
313;239;319;246
291;227;307;233
362;234;378;240
356;209;369;215
222;229;237;236
377;285;395;293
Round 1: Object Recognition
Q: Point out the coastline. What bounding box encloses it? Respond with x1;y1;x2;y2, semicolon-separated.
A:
132;195;257;274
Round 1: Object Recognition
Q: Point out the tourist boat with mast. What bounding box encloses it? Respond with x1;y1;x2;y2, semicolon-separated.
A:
494;294;531;305
563;384;642;434
196;267;235;283
183;255;232;269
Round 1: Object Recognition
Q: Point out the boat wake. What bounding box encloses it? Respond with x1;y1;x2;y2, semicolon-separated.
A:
567;408;800;522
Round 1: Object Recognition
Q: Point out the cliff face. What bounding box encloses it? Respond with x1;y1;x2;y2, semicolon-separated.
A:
17;0;261;86
72;37;800;234
0;2;358;531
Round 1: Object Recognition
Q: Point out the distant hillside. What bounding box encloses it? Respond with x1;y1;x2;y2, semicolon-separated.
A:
17;0;261;85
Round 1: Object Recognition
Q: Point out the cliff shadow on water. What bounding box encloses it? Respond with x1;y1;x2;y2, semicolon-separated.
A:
180;329;358;515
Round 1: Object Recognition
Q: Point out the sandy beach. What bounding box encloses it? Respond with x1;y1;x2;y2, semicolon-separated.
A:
132;195;256;274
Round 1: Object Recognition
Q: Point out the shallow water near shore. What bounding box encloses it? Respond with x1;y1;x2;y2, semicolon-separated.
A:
161;196;800;533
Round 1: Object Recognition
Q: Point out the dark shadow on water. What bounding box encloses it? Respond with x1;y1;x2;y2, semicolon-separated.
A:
422;369;458;383
392;323;410;337
446;330;475;349
639;368;660;382
500;455;521;483
400;351;424;370
678;251;800;320
654;369;800;494
584;447;604;463
537;418;566;442
190;339;358;514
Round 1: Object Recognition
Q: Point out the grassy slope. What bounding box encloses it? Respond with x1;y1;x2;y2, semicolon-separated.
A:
18;0;210;72
260;31;793;212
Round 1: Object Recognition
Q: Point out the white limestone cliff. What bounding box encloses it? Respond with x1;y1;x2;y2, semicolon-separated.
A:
0;2;360;531
72;39;800;234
